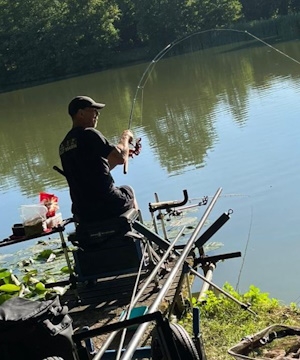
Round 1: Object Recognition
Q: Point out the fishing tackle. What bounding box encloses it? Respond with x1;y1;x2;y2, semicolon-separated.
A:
129;137;142;158
124;137;142;174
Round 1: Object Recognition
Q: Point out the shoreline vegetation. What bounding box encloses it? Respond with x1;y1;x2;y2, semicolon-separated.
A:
183;284;300;359
1;5;300;93
1;237;300;359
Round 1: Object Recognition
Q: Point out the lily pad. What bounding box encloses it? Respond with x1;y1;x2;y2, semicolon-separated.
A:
0;284;20;293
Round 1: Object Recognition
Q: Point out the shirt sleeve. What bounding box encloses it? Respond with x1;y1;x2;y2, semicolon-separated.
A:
83;127;116;158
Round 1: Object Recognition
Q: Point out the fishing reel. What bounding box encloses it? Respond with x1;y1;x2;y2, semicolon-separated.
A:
123;138;142;174
129;137;142;158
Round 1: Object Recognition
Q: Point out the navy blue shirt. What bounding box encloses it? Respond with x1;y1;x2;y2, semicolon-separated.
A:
59;127;123;221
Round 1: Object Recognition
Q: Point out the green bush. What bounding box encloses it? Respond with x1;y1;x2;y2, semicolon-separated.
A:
179;283;300;360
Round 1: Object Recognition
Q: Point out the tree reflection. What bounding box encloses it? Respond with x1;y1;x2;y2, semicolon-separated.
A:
1;38;300;195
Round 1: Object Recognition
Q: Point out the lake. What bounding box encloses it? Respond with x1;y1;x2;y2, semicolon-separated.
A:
1;31;300;305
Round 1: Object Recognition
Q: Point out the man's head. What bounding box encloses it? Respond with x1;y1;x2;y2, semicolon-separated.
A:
68;96;105;117
68;95;105;128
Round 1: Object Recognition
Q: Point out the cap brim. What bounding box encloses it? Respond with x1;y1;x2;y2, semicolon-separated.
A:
91;102;105;109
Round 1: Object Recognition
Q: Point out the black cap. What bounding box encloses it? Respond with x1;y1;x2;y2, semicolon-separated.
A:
68;96;105;116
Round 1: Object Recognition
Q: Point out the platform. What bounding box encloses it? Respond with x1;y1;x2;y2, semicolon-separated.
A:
61;255;185;352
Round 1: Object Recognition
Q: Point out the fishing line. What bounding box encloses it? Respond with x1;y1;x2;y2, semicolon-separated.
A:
188;193;250;201
235;204;254;291
128;28;300;129
292;294;300;305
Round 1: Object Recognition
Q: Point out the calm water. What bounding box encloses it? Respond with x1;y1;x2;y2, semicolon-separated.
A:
1;34;300;304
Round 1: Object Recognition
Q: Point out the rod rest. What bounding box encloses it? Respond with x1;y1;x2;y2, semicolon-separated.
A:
194;251;241;267
68;208;139;249
149;189;188;212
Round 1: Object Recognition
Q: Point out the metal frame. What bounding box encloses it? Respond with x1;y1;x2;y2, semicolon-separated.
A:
0;186;247;359
71;188;226;360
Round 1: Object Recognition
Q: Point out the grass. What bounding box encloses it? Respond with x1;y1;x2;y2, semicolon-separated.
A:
179;283;300;360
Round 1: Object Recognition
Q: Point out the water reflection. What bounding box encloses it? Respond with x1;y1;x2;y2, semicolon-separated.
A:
1;40;300;197
1;38;300;303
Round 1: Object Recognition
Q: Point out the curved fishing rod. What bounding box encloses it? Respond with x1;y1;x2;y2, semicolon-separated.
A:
127;27;300;130
125;28;300;173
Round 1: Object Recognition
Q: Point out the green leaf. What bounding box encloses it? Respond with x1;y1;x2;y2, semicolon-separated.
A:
35;282;46;293
37;249;53;259
61;266;72;274
0;284;20;293
0;294;13;305
0;269;11;280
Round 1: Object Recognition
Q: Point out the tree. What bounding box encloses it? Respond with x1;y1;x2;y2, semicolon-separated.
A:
0;0;121;86
240;0;281;20
190;0;243;29
114;0;141;49
132;0;242;51
290;0;300;12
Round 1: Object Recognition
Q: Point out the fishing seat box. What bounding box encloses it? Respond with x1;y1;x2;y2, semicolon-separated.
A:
68;209;142;280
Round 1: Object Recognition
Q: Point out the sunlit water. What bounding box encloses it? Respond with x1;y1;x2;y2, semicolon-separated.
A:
1;34;300;304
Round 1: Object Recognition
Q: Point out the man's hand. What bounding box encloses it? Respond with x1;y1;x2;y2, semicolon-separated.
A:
122;129;134;143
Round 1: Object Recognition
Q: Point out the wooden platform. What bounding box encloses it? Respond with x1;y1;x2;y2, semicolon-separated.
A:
60;256;185;352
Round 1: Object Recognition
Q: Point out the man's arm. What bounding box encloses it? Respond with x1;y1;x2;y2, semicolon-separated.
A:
108;130;133;170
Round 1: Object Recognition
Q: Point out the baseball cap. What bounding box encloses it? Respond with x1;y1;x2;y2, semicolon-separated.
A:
68;96;105;116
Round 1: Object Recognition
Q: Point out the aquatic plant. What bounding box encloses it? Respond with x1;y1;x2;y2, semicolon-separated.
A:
0;238;73;304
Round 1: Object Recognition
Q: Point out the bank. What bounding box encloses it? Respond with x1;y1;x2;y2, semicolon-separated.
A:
2;14;300;94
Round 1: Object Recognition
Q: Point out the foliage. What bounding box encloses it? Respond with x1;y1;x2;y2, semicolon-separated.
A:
0;0;300;89
132;0;243;51
240;0;300;20
0;239;72;304
114;0;141;50
0;0;120;85
179;283;300;360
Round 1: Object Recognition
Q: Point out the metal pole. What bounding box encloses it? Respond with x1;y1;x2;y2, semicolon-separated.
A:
120;188;223;360
94;226;185;359
197;263;215;302
58;231;73;274
154;192;168;240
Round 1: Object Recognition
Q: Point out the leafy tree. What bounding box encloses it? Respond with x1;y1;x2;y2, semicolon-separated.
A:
0;0;121;85
290;0;300;12
240;0;281;20
240;0;300;20
1;0;300;89
132;0;242;51
189;0;243;30
114;0;141;49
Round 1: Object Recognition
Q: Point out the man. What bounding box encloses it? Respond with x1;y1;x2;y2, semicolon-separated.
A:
59;95;137;223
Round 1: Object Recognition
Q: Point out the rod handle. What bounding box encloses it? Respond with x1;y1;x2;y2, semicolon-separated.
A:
123;160;128;174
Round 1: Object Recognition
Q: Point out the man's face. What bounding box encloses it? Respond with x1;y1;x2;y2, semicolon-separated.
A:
80;107;99;128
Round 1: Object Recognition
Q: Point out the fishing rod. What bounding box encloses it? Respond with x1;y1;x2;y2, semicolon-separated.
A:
124;28;300;174
127;28;300;130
